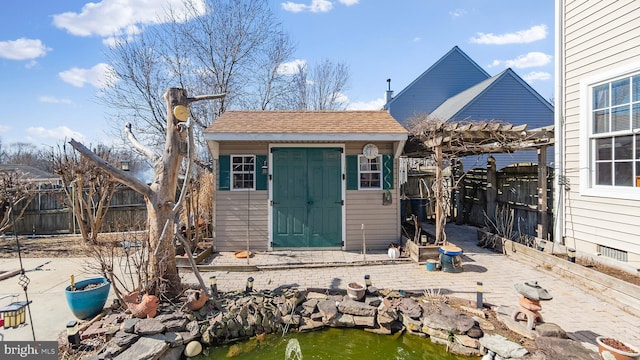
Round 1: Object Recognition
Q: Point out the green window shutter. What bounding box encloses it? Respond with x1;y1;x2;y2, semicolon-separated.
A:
383;154;394;190
218;155;230;191
256;155;268;190
346;155;358;190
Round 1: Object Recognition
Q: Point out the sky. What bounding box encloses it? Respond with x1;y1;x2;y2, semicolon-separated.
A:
0;0;555;149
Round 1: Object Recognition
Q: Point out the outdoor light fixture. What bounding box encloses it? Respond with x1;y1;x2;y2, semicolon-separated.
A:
567;248;576;263
261;160;268;175
66;320;80;347
120;160;130;171
173;104;190;122
245;277;254;293
209;276;217;297
476;282;483;309
364;274;371;287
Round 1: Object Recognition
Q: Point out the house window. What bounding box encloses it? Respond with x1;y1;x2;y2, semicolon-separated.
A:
231;155;255;190
359;155;382;189
589;73;640;188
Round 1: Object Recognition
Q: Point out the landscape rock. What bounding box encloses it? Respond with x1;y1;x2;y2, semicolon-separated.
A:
479;334;529;359
534;336;600;360
114;336;168;360
134;318;166;335
534;322;566;338
121;318;140;333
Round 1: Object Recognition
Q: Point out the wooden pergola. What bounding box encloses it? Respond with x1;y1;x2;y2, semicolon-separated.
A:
403;120;555;245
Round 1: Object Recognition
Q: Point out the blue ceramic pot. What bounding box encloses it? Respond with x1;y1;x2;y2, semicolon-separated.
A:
65;277;110;320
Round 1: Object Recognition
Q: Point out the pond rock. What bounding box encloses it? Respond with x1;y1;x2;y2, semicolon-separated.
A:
317;299;339;322
479;334;528;359
338;299;377;316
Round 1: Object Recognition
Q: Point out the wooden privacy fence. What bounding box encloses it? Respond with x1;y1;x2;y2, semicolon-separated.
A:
11;185;147;235
461;162;554;241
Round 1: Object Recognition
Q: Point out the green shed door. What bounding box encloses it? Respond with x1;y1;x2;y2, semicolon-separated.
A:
272;148;342;248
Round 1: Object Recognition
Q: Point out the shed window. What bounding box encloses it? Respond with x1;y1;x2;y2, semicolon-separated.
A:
231;155;255;190
359;155;382;189
589;73;640;188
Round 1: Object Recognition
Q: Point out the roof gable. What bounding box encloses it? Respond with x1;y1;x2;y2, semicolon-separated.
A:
430;68;554;126
387;46;491;124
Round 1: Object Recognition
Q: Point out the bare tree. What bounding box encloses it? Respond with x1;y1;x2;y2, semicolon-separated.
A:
70;88;222;298
53;144;119;244
1;142;52;171
0;170;36;234
99;0;294;154
288;59;350;110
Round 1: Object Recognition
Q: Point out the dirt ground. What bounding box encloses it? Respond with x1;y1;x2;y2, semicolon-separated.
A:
1;234;639;287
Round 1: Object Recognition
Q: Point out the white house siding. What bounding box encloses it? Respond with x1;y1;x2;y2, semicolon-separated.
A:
562;0;640;267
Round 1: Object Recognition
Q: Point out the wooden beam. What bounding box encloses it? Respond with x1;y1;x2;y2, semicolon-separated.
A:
537;146;548;240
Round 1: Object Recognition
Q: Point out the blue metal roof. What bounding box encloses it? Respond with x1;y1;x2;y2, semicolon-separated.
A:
387;46;490;126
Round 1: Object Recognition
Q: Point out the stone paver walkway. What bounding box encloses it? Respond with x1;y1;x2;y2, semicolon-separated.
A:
181;223;640;348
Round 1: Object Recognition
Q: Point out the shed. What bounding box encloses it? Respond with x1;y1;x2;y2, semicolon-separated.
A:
204;110;408;252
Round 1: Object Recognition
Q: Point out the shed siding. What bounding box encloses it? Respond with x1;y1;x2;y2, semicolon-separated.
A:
213;191;269;252
562;0;640;265
213;141;402;251
388;48;489;126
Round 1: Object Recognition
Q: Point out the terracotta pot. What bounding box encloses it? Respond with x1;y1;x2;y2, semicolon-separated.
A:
596;336;640;360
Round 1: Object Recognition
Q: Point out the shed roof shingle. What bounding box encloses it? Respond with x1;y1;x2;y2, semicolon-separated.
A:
204;110;408;135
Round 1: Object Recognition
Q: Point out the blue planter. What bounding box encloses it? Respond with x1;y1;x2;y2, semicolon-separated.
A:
65;277;110;320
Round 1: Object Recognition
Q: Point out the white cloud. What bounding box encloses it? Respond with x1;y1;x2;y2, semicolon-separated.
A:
0;125;10;133
39;96;74;104
347;97;385;110
282;0;333;13
59;63;114;88
450;8;466;18
470;24;547;45
0;38;51;60
277;59;307;75
338;0;359;5
26;126;86;142
490;52;552;69
412;37;421;43
522;71;551;83
52;0;205;38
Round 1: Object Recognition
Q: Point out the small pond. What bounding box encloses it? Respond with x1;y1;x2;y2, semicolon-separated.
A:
196;328;474;359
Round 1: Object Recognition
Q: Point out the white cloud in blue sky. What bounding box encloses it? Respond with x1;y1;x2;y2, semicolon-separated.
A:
39;96;74;105
59;63;113;88
449;9;466;18
26;126;86;143
0;38;51;60
277;59;307;75
281;0;358;13
52;0;205;38
489;52;552;69
0;125;10;133
470;24;548;45
523;71;551;83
